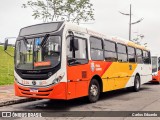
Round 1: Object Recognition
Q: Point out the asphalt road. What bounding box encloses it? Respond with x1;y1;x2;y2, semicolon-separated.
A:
1;82;160;120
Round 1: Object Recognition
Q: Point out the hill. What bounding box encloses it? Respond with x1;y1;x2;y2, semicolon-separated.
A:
0;46;14;85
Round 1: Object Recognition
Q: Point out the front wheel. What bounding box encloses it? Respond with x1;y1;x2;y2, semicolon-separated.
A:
132;75;141;92
157;81;160;84
88;79;100;103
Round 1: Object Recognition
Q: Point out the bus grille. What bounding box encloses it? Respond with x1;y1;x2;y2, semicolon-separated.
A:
18;86;53;97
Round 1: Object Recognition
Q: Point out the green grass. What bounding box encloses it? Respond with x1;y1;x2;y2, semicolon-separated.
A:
0;46;14;85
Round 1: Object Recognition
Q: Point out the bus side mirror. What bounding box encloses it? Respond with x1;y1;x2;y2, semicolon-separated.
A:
4;39;8;51
70;38;79;51
73;39;79;51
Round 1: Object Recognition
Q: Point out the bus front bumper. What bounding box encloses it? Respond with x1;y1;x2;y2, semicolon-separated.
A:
14;82;67;100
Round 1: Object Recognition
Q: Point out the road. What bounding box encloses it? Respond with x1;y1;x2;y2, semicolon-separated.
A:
1;82;160;120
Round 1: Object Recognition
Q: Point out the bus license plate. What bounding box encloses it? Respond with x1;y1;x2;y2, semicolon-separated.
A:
30;88;38;92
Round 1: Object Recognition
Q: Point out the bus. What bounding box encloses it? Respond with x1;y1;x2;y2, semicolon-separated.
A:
151;55;160;83
4;21;152;102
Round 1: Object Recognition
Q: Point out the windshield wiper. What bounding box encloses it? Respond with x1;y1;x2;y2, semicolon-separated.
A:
40;34;50;47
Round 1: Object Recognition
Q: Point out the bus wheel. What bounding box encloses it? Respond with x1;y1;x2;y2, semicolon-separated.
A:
88;79;100;103
132;75;140;92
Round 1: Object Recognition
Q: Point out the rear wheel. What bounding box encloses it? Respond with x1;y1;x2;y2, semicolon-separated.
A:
88;79;100;103
132;75;140;92
157;81;160;84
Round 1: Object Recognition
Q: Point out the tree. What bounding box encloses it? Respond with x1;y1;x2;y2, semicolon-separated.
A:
22;0;95;24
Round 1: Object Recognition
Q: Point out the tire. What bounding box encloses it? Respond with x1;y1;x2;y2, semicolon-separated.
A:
88;79;100;103
157;81;160;84
132;75;141;92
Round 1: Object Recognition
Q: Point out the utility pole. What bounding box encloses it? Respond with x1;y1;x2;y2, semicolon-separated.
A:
129;4;132;41
119;4;143;41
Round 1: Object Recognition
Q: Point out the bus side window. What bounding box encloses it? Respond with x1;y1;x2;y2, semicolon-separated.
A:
104;40;117;62
66;36;88;65
158;58;160;70
143;50;151;64
90;37;104;61
127;46;136;63
117;44;128;62
136;49;143;64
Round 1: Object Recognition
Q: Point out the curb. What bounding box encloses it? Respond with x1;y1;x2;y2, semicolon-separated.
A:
0;98;39;107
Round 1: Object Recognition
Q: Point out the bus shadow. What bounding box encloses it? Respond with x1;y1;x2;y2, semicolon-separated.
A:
100;86;150;100
144;82;160;85
22;86;150;111
23;97;89;111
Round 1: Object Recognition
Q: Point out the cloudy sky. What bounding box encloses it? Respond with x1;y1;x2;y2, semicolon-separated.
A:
0;0;160;54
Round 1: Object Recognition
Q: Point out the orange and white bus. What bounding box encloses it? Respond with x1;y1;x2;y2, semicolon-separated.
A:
5;21;152;102
151;55;160;83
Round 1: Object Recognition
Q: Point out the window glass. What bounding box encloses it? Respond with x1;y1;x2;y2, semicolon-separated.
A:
104;51;117;61
75;39;87;59
104;40;117;62
117;44;127;54
104;40;116;52
159;57;160;67
90;37;104;60
136;49;143;63
136;49;142;56
66;36;88;65
128;47;135;55
128;55;136;62
143;51;151;64
117;44;127;62
137;57;143;63
91;49;104;60
152;57;157;73
67;37;87;59
128;46;136;63
15;36;61;70
143;51;148;57
118;53;128;62
90;37;103;49
20;22;61;36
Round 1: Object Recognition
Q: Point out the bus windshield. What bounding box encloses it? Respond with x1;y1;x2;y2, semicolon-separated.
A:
15;35;61;70
152;57;157;73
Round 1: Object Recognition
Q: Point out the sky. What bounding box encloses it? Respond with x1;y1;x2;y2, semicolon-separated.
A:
0;0;160;54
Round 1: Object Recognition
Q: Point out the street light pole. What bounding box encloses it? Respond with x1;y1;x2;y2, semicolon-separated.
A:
119;4;143;41
129;4;132;41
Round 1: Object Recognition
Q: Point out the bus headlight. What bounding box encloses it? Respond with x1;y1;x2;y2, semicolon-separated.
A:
52;73;65;84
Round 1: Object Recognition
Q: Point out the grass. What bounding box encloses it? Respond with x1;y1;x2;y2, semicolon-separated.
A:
0;46;14;85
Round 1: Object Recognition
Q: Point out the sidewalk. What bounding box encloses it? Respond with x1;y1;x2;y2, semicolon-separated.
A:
0;85;37;107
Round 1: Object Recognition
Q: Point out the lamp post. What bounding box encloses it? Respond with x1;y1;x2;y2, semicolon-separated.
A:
129;4;132;41
119;4;143;41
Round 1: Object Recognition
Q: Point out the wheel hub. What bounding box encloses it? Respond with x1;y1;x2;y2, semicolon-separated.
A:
90;84;98;96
